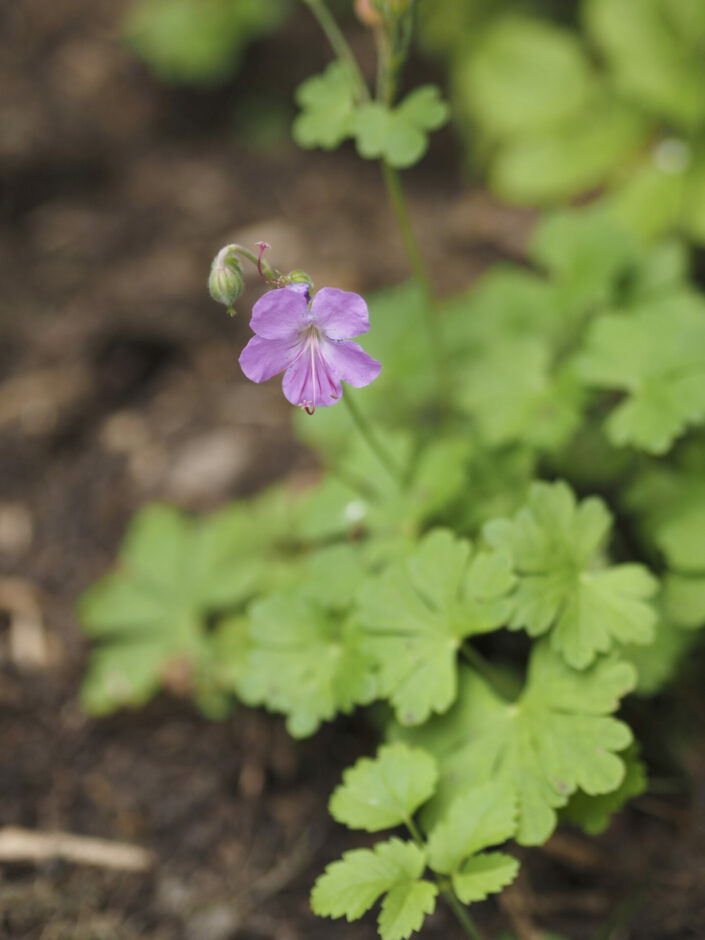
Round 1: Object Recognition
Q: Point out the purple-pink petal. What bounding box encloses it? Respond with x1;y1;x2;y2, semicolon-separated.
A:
239;334;302;383
321;339;381;388
311;288;370;339
250;287;309;340
282;344;342;410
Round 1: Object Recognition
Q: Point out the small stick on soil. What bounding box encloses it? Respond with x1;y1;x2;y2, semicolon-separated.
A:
0;827;155;872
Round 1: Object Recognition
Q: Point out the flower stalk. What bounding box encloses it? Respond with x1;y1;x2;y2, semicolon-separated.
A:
299;0;449;411
301;0;370;102
343;391;404;484
404;816;487;940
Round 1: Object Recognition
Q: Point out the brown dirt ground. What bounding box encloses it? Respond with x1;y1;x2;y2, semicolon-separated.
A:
1;2;704;938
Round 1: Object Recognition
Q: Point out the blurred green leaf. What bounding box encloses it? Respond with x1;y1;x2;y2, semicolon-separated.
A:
239;546;376;737
457;338;582;451
530;208;640;312
578;292;705;453
458;17;593;139
562;745;646;834
393;643;636;845
292;62;359;150
358;529;515;725
491;98;648;204
124;0;290;85
78;490;296;715
610;154;687;242
484;482;658;668
352;86;449;169
585;0;705;130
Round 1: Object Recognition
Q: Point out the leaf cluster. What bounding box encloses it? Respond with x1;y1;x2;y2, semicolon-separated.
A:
447;0;705;243
312;743;519;939
76;204;705;940
292;63;449;168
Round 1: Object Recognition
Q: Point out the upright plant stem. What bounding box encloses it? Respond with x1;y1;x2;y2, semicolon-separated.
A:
382;162;447;402
440;880;487;940
381;161;433;301
343;391;403;484
301;0;370;101
405;819;487;940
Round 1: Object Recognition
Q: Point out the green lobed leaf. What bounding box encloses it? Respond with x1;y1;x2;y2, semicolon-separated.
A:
292;62;358;150
392;641;636;845
577;292;705;453
378;879;438;940
562;745;646;834
457;337;582;451
426;783;517;875
293;432;472;544
529;208;640;314
358;529;515;724
78;495;297;715
484;481;658;668
239;570;376;738
452;852;520;904
311;838;432;929
352;86;449;169
329;743;438;832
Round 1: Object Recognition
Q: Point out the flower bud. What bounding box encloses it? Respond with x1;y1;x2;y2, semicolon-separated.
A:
208;246;244;308
287;269;315;290
355;0;383;27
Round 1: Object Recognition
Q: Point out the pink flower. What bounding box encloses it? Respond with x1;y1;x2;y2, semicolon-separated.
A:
239;286;381;413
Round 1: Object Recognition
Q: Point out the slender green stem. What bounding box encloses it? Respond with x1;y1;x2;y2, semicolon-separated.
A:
404;819;486;940
343;391;403;484
381;161;433;301
301;0;370;101
405;815;425;847
381;161;447;405
439;879;487;940
461;643;519;702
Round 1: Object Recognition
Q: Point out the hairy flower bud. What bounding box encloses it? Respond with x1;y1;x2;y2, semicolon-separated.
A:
208;246;244;308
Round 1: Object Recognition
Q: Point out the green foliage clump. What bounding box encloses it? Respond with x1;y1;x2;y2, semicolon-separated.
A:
78;202;705;937
484;481;657;668
445;0;705;244
123;0;291;85
78;488;296;716
77;4;705;931
392;644;636;845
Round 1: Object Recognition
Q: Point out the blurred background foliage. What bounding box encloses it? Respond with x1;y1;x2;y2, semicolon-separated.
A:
121;0;705;243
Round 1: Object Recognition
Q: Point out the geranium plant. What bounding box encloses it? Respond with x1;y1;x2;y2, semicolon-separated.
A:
79;1;705;937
